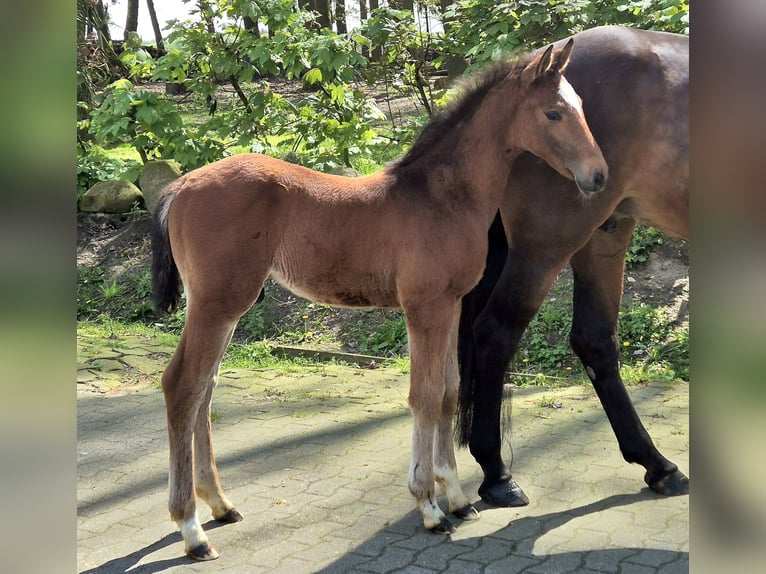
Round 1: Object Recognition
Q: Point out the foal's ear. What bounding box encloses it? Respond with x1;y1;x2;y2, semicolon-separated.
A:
522;44;555;85
552;38;574;75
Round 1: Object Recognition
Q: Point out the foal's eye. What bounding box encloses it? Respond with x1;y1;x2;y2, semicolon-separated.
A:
545;110;562;121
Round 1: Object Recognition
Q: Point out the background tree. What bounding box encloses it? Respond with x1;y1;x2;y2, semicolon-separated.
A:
336;0;347;34
124;0;139;40
299;0;331;29
146;0;166;53
79;0;689;192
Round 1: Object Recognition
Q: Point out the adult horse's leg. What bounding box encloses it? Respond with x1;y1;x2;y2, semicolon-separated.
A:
569;219;689;495
468;249;564;506
434;307;479;521
406;299;464;533
163;307;243;560
457;213;507;441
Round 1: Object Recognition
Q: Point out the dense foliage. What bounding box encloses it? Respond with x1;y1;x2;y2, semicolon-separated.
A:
77;0;690;381
78;0;689;179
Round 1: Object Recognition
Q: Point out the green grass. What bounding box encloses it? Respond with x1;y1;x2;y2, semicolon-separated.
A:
78;319;180;350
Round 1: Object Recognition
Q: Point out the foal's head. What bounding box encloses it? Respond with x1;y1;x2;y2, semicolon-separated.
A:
508;39;608;195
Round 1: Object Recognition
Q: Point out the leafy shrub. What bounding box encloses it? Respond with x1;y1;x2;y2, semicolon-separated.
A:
77;145;142;199
626;225;665;269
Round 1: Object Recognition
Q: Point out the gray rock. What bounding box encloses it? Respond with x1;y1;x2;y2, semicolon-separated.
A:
79;181;144;213
139;160;183;214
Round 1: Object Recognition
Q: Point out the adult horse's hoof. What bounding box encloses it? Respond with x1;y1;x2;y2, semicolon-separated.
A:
188;541;220;561
430;517;456;534
453;504;480;521
216;508;244;523
479;478;530;507
646;469;689;496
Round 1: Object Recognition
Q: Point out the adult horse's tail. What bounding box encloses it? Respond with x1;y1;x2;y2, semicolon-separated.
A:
151;181;183;314
456;212;508;446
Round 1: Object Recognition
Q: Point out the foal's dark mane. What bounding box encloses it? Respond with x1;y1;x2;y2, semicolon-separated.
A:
394;54;534;170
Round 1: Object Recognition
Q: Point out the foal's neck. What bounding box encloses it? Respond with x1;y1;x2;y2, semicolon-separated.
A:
437;87;522;221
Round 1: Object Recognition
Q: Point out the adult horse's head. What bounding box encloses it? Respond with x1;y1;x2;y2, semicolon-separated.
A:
510;39;608;195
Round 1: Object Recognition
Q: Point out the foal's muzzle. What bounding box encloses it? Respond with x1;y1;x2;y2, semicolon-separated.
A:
576;168;607;195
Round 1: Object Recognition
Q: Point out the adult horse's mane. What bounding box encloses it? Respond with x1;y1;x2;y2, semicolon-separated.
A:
395;53;535;170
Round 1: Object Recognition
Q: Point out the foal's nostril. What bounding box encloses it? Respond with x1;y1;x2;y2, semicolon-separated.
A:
593;169;605;190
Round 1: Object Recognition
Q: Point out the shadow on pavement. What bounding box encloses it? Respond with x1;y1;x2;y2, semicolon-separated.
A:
317;492;688;573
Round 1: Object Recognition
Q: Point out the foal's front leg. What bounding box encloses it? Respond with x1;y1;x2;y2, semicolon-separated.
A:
406;301;469;533
434;318;479;522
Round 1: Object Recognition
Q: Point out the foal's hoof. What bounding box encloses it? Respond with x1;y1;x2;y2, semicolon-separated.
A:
429;517;456;534
646;469;689;496
188;541;220;561
216;508;244;523
453;504;480;521
479;478;530;507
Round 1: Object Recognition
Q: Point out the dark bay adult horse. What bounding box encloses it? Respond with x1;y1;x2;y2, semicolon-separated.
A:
456;26;689;507
151;40;608;560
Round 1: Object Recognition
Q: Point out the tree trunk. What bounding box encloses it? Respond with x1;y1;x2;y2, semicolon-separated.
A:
335;0;347;34
439;0;467;79
125;0;139;40
243;16;261;38
146;0;166;53
299;0;330;30
92;1;125;73
317;0;331;29
368;0;381;61
197;0;216;33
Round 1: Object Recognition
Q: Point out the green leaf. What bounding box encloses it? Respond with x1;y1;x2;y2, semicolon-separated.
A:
304;68;323;85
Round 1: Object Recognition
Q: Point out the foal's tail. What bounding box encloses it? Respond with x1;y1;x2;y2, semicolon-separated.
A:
151;181;183;314
456;212;508;446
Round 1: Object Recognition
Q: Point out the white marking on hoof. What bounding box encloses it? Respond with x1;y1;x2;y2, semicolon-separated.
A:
179;515;209;557
434;464;471;514
419;497;449;532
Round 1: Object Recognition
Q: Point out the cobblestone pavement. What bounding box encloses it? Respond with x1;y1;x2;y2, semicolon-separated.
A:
77;332;689;573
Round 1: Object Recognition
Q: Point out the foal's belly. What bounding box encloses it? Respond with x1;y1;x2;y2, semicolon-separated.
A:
269;266;401;310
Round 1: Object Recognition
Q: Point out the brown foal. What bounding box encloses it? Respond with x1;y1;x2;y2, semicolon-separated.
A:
151;39;607;560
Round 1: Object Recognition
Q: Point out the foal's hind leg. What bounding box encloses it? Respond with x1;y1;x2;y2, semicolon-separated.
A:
434;312;479;521
569;220;688;495
163;307;243;561
194;355;243;524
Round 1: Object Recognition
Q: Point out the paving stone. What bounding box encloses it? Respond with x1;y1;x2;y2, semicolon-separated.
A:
77;335;689;572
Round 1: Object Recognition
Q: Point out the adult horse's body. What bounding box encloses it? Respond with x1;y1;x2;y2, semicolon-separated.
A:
456;26;689;507
151;41;607;560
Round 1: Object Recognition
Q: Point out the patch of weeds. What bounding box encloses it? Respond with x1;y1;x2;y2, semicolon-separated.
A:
618;302;687;382
222;341;276;369
77;266;107;316
651;331;689;381
99;277;122;300
626;225;665;269
391;356;410;374
344;310;408;357
240;304;268;340
78;320;180;349
515;279;577;374
78;265;164;323
210;410;223;422
538;394;563;408
511;371;575;388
